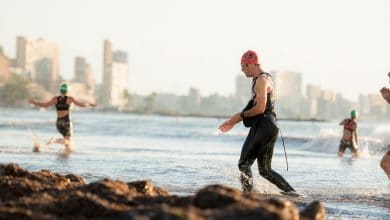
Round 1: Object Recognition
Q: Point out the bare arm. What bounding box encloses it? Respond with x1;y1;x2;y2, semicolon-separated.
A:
69;97;96;108
29;97;57;108
218;112;241;132
353;126;359;145
241;77;268;118
219;77;269;133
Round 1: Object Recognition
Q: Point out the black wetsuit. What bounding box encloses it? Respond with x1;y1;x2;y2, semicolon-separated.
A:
55;96;72;137
239;73;295;192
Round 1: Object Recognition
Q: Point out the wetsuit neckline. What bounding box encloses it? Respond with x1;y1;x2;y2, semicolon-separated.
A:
253;72;265;79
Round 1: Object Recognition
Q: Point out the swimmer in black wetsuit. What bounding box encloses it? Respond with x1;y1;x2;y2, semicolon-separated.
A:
29;83;96;151
219;50;295;193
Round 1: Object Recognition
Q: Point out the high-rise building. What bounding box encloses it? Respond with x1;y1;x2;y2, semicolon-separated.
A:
75;57;94;91
305;84;322;117
271;70;302;99
306;84;322;100
0;46;10;80
74;57;95;102
102;40;129;107
16;36;59;91
271;70;303;118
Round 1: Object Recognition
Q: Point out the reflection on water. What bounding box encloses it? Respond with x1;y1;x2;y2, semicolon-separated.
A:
0;109;389;218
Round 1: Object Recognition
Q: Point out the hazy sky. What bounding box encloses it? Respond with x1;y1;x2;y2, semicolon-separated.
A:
1;0;389;100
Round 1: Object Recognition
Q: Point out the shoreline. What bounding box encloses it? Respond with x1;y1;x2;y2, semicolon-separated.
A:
0;106;330;122
0;163;325;220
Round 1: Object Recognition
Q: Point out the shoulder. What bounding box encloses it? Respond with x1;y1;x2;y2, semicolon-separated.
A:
260;73;273;84
255;75;270;86
66;96;74;102
253;77;268;93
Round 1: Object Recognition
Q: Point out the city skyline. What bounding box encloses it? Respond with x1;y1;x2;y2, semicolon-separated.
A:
1;38;389;120
1;0;390;101
0;35;387;103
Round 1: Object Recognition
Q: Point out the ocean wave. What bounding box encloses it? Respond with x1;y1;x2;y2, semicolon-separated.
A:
280;135;387;155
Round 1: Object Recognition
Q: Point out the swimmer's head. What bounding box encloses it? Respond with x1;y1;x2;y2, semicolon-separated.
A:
350;109;358;119
59;83;68;95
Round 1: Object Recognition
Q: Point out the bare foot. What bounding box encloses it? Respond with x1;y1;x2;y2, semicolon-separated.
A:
33;143;41;152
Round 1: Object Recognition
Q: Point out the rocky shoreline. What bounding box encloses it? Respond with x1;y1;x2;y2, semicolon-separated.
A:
0;163;325;219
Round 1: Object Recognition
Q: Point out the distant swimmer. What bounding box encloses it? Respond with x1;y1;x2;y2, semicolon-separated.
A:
219;50;295;193
29;83;96;152
338;110;359;157
379;72;390;178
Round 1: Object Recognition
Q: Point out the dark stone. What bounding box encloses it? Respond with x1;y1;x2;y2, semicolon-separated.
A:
300;201;326;220
0;163;325;220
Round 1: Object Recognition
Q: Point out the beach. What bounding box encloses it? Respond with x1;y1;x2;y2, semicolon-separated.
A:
0;109;389;218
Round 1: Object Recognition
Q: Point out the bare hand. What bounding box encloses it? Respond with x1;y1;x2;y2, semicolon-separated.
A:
28;99;35;105
380;87;390;103
380;87;390;94
219;113;241;132
219;119;235;132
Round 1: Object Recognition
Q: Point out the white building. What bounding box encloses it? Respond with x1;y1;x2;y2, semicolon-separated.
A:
270;70;303;118
74;57;95;102
102;40;129;108
16;36;59;91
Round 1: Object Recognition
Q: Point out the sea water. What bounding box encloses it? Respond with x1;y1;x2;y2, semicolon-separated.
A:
0;108;389;218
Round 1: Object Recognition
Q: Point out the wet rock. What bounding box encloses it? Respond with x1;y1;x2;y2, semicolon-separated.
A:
0;163;85;201
300;201;326;220
128;180;169;197
193;184;248;209
194;185;299;220
0;163;325;220
84;179;138;204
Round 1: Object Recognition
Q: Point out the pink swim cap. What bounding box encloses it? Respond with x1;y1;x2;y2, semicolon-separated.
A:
241;50;258;65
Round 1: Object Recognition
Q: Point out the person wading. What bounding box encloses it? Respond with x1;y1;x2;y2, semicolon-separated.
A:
29;83;96;151
219;50;295;193
338;110;359;157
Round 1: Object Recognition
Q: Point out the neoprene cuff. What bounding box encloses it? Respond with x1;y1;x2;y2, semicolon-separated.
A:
240;111;245;119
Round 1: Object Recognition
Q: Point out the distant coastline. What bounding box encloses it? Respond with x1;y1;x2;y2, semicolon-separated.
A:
0;107;360;123
120;109;330;122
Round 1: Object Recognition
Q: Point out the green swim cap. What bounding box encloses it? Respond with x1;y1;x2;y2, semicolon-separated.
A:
350;109;358;119
59;83;68;94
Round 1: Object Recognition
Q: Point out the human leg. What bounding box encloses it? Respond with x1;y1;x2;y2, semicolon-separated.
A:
350;142;359;158
257;136;295;192
55;115;73;150
338;141;346;157
380;150;390;179
238;127;258;192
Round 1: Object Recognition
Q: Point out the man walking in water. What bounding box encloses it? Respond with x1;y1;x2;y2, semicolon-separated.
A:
219;50;295;193
29;83;96;151
338;110;359;157
380;72;390;178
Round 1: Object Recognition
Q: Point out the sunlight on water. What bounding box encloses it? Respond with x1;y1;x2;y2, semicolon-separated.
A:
0;109;389;218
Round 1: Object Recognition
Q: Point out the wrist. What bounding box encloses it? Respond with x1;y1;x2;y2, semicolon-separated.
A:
240;111;245;119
